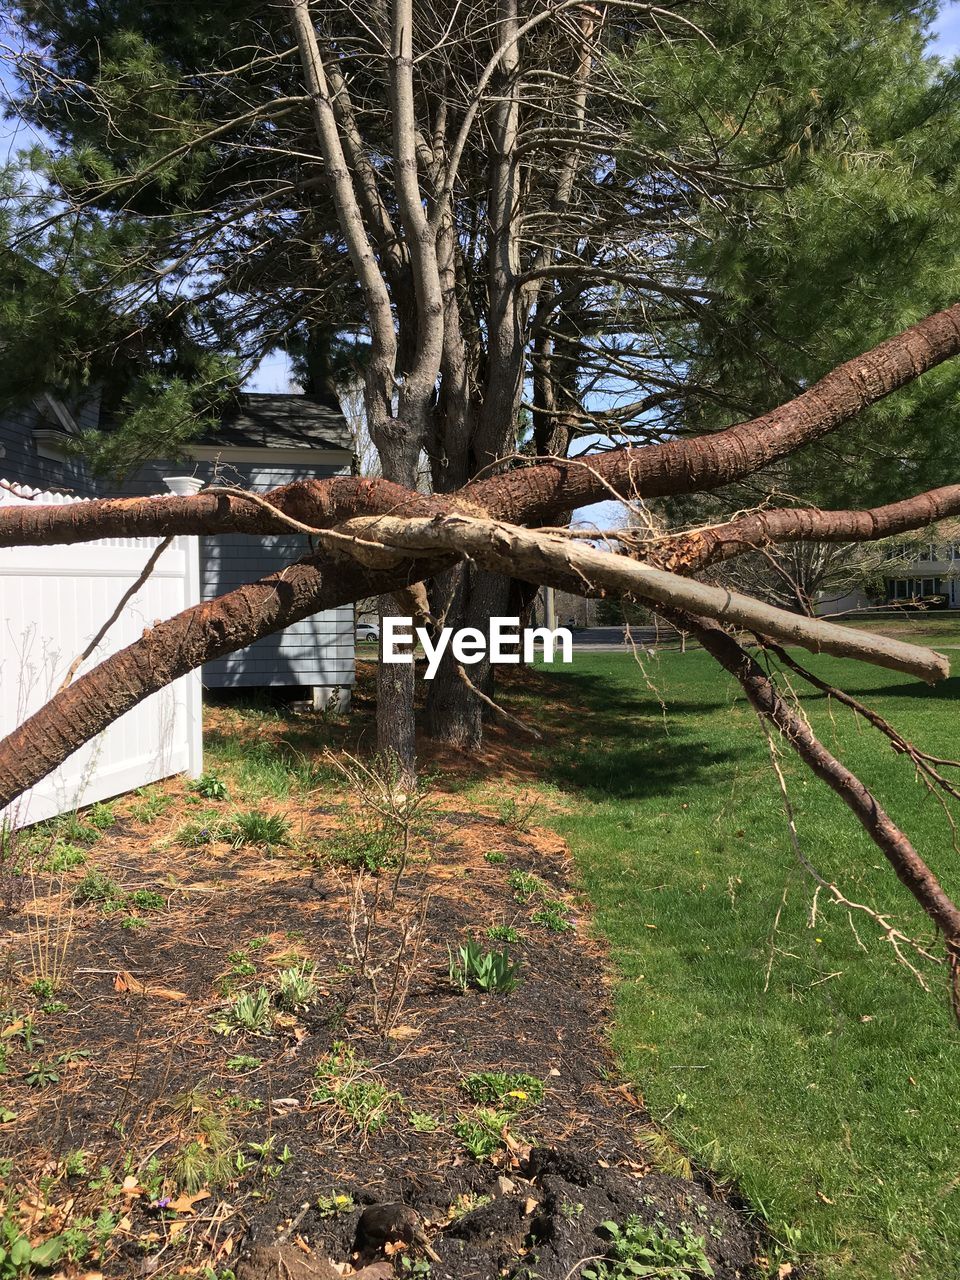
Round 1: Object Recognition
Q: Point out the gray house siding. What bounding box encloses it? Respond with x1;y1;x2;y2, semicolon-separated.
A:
0;402;98;495
116;456;355;690
201;533;353;688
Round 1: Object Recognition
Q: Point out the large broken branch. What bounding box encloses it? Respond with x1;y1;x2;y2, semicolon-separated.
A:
2;502;949;817
0;477;442;548
2;306;959;549
4;300;960;823
340;512;950;682
653;484;960;572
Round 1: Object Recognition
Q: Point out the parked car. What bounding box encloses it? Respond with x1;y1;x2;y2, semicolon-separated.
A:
356;621;380;642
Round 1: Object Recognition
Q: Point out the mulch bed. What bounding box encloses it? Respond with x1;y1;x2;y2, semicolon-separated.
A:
0;689;759;1279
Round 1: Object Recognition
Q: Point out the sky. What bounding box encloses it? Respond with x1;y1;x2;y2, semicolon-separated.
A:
933;1;960;57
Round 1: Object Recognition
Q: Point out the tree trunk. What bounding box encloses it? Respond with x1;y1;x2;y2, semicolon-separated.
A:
373;438;422;778
425;566;512;747
376;593;418;777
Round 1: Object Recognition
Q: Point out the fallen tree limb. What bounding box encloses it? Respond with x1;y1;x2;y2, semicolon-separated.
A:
340;512;951;682
0;503;951;817
0;546;452;815
465;301;960;520
651;483;960;572
0;476;445;548
2;305;959;548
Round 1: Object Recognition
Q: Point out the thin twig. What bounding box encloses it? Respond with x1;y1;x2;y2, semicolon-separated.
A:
58;537;172;692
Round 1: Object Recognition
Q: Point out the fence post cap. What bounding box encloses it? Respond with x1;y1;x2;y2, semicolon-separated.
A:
162;476;205;496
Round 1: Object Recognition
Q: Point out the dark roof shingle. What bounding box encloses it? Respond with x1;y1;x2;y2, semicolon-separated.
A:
205;393;353;453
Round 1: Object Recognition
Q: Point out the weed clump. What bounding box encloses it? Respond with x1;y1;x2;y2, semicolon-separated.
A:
508;869;572;933
229;810;290;848
461;1071;544;1108
583;1218;714;1280
312;1042;398;1133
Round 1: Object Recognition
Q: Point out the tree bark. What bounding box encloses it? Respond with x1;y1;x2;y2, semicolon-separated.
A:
653;484;960;572
466;302;960;521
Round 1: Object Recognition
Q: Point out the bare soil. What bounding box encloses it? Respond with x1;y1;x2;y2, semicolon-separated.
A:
0;672;759;1279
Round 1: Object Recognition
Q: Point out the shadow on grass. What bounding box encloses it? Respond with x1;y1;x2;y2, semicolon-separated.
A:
519;668;744;802
840;673;960;702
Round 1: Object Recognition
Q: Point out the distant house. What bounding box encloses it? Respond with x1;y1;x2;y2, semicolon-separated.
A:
0;391;357;706
815;528;960;617
880;532;960;609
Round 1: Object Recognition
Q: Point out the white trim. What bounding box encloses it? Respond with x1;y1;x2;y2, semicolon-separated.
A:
33;427;73;463
40;393;79;435
187;445;352;467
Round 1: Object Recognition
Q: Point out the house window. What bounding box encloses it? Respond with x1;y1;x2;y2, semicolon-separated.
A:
918;543;935;561
887;577;945;601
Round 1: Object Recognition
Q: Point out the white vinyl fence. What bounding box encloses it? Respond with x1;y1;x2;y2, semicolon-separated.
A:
0;480;202;829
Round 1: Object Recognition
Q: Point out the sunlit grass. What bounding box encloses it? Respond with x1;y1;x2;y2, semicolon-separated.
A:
523;650;960;1280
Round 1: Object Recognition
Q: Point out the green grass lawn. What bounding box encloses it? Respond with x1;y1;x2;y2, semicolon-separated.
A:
520;651;960;1279
838;615;960;645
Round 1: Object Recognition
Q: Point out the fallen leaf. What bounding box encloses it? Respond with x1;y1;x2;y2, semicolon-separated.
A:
167;1189;211;1214
385;1024;419;1040
777;1264;795;1279
815;1191;834;1204
523;1197;538;1215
